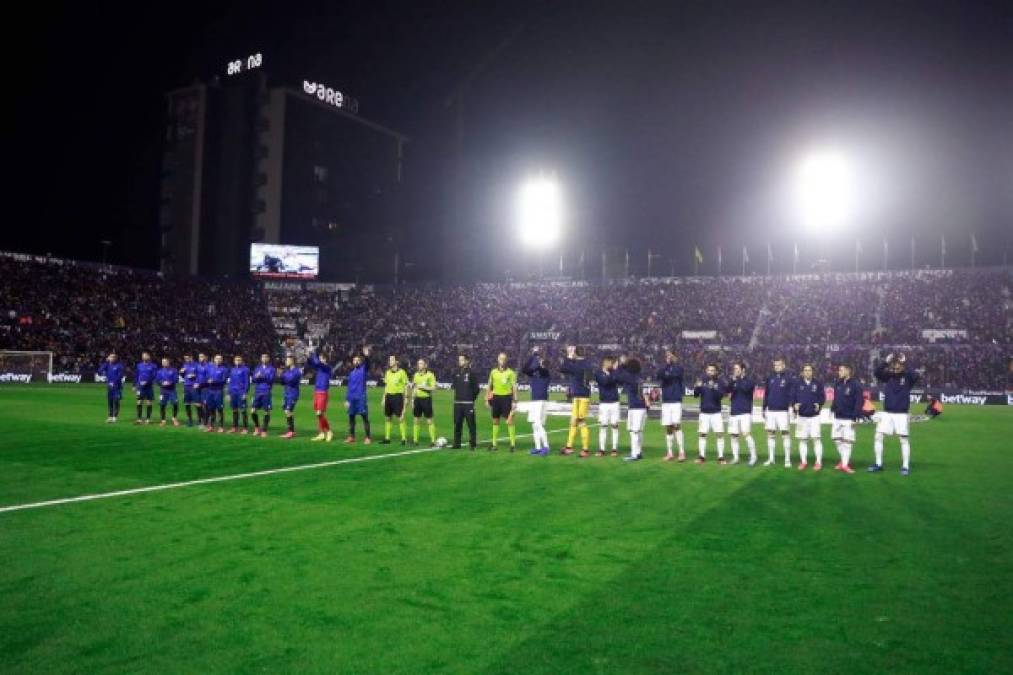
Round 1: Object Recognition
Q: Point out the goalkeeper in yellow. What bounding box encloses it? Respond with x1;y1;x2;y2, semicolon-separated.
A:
409;358;438;446
486;352;518;451
381;354;409;445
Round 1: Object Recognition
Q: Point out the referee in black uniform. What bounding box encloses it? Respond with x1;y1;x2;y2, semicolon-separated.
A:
451;353;481;449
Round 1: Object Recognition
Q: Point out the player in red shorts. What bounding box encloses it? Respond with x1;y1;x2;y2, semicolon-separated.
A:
307;348;334;442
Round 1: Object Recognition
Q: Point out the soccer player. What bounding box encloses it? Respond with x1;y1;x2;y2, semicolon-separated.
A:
522;347;552;456
382;355;409;445
560;345;592;456
725;361;757;465
451;353;480;449
486;352;518;452
279;355;302;438
693;363;727;464
227;355;252;434
307;348;334;442
180;354;199;427
792;364;826;471
612;355;648;461
410;358;437;446
830;363;863;474
251;353;276;437
156;357;180;426
133;351;157;424
594;356;621;456
195;352;210;428
657;349;687;461
762;357;795;467
97;352;124;422
204;355;228;432
344;346;372;443
870;353;918;476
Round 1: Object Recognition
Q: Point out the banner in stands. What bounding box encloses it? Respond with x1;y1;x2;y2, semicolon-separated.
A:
681;330;717;340
921;328;968;343
528;330;562;341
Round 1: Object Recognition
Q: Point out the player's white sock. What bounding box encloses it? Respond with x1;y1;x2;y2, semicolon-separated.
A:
784;436;792;463
698;435;707;458
900;436;911;470
767;436;775;461
814;439;823;464
599;427;607;451
874;432;884;466
716;437;725;459
665;432;674;455
612;426;619;450
631;431;642;457
730;436;740;461
745;435;757;463
840;442;852;467
675;429;685;454
799;440;808;464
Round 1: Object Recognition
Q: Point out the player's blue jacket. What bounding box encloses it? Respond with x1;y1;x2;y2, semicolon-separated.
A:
346;356;369;400
98;362;125;389
195;361;210;388
228;366;251;395
831;378;864;420
560;358;592;398
307;353;332;392
727;376;756;416
655;364;685;402
694;377;727;414
206;364;229;390
792;379;825;417
156;367;178;392
875;363;918;413
763;373;794;411
612;366;646;409
280;367;302;397
253;365;276;394
180;362;199;389
593;369;620;404
134;361;157;388
522;355;551;402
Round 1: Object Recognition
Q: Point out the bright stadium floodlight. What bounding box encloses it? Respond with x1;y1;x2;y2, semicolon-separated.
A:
517;175;563;248
793;149;854;232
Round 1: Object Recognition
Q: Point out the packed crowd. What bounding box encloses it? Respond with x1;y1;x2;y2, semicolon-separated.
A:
2;251;1009;390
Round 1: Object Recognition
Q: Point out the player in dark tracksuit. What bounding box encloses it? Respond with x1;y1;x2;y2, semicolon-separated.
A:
451;354;481;449
523;351;552;455
693;364;728;463
830;364;864;474
870;353;919;475
594;360;621;456
97;353;125;422
762;358;795;466
612;356;648;461
725;362;757;465
656;351;687;460
791;364;826;470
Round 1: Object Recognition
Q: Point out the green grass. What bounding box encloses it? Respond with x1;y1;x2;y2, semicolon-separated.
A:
1;384;1011;674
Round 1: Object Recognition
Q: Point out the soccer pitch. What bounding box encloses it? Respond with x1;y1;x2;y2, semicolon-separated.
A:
1;385;1010;673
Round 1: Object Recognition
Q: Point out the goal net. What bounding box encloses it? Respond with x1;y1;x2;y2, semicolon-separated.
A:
0;350;53;384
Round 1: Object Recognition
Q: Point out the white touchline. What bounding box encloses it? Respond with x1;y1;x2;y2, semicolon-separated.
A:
0;424;597;514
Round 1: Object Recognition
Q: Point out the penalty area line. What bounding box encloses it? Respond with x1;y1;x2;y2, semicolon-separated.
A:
0;425;593;514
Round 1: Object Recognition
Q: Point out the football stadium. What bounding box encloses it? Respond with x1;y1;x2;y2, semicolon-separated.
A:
4;3;1012;673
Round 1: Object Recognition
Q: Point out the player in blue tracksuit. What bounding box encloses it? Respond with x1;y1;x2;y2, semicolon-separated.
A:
594;358;621;455
251;354;276;436
133;352;158;424
612;356;648;461
279;355;302;438
762;358;796;466
559;346;593;455
523;349;552;455
830;363;864;474
870;353;919;475
307;349;335;441
725;362;757;465
155;358;180;426
195;353;210;427
693;364;728;463
180;354;199;426
656;350;687;460
345;346;372;442
791;364;826;470
228;356;252;433
204;355;229;432
97;352;125;422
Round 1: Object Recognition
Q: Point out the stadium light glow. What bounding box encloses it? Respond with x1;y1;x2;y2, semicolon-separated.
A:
517;176;563;248
793;149;855;232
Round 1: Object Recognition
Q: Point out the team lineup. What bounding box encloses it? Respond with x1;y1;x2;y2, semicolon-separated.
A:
94;345;920;475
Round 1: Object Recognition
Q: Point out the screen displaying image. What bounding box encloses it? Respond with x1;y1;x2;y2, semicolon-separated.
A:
250;244;320;279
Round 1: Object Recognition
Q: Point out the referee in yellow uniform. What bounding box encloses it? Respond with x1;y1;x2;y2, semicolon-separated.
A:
486;352;518;451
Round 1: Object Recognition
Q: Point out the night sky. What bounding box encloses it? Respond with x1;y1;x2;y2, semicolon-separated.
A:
7;0;1012;276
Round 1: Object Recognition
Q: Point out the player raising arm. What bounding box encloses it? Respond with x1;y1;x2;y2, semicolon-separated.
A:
344;346;372;444
487;352;518;452
870;353;918;476
97;352;125;422
307;347;335;442
522;348;552;456
792;364;826;471
560;345;592;456
411;358;438;447
830;363;863;474
594;356;621;457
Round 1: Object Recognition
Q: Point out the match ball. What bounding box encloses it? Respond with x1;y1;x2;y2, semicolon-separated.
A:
435;437;448;448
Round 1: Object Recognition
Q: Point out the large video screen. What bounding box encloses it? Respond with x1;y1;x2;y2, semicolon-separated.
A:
250;244;319;279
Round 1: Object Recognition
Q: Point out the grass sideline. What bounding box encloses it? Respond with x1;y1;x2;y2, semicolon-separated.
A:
1;384;1011;673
